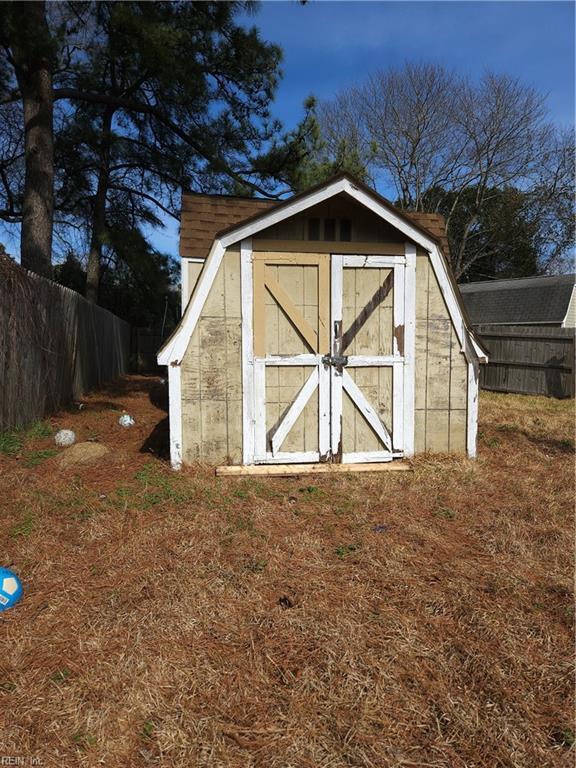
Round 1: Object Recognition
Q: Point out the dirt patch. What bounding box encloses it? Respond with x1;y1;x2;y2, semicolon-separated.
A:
56;442;111;468
0;377;573;767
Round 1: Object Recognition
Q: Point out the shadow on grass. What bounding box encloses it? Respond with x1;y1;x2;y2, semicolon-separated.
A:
141;416;170;461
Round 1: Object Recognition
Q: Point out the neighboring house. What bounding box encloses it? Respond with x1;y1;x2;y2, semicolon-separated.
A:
459;274;576;328
459;275;576;399
159;173;487;470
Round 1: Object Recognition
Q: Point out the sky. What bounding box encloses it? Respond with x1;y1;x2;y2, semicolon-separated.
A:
149;0;575;257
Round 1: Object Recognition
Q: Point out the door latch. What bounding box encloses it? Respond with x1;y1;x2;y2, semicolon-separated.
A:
322;354;349;371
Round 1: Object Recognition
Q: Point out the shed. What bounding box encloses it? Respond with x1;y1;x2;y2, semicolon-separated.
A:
159;174;487;470
459;274;576;328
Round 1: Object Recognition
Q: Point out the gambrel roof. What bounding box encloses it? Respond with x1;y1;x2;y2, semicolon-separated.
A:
161;173;487;365
180;175;451;260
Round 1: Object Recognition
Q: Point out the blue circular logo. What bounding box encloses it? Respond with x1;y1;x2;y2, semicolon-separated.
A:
0;568;23;611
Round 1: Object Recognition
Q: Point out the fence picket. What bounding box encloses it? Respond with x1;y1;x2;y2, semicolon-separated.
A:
475;324;575;398
0;257;130;430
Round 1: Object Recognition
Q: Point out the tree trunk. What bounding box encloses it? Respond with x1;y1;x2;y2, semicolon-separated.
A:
86;108;114;304
10;1;54;278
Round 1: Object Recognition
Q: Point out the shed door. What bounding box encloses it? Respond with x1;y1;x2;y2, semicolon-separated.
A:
330;254;405;463
250;252;406;464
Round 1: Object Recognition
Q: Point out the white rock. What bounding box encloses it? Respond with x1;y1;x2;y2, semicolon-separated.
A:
55;429;76;447
118;414;135;428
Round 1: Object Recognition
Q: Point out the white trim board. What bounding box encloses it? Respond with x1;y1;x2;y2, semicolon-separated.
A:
403;242;416;457
158;240;225;365
167;364;182;470
240;239;255;464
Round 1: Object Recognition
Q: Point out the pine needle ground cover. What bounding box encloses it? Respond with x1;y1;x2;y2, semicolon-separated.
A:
0;377;573;767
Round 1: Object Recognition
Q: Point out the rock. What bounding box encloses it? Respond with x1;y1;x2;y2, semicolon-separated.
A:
55;429;76;447
57;442;110;468
118;414;135;428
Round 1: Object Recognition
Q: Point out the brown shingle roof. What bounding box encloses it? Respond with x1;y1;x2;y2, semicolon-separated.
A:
404;212;451;262
180;194;276;259
179;183;451;260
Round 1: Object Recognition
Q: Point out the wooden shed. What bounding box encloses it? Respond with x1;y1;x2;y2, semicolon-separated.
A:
158;174;487;470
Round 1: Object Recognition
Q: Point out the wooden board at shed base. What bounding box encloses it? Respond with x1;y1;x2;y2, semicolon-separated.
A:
216;462;412;477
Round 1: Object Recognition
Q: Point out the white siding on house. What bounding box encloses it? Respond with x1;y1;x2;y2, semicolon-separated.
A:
562;286;576;328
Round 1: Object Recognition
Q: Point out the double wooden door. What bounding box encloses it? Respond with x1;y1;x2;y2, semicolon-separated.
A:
250;252;407;464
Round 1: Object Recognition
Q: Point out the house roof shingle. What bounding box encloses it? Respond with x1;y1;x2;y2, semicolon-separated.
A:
459;274;576;325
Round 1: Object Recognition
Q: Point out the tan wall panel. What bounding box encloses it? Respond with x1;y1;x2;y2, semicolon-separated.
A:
226;399;243;464
449;409;467;453
449;326;468;410
414;325;427;411
414;410;426;453
180;248;242;465
224;254;241;318
201;400;228;461
202;258;225;317
426;319;451;410
184;261;204;307
426;410;449;452
225;319;242;400
414;247;468;454
181;395;201;461
415;255;429;320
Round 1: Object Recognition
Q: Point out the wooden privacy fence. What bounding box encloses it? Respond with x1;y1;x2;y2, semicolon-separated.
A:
0;256;130;430
475;324;575;398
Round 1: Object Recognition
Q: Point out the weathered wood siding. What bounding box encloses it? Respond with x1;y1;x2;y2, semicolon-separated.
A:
475;324;575;398
180;247;243;463
341;266;394;453
179;241;468;462
0;256;130;431
182;259;203;307
415;252;468;453
262;260;321;454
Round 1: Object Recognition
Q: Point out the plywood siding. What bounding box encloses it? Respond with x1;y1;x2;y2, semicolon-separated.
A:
178;243;468;464
414;251;468;453
261;259;322;454
183;260;204;307
180;248;242;463
341;266;394;452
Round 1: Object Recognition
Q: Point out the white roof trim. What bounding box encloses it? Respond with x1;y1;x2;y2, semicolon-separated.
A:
220;177;349;248
159;177;485;366
158;239;225;365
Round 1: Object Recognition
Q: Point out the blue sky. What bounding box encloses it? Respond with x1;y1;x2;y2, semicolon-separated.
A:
149;0;575;257
250;0;574;129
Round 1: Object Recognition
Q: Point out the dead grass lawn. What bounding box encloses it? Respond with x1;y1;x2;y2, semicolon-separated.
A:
0;377;573;767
